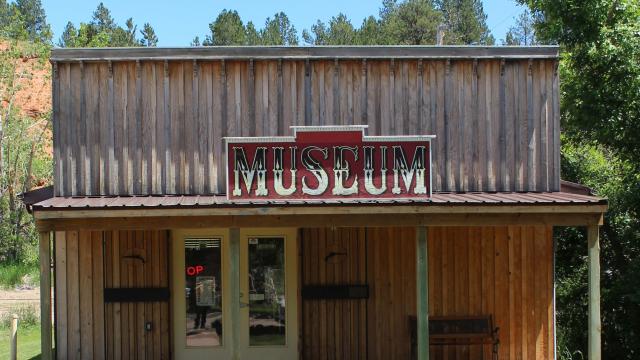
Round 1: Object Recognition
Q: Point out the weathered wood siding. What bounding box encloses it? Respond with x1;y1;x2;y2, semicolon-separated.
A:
300;228;368;359
52;56;560;196
53;230;171;360
300;225;554;360
54;231;105;360
428;226;555;360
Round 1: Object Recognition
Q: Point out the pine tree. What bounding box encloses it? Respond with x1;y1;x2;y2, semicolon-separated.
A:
261;12;298;45
191;36;201;46
15;0;50;42
0;1;28;40
203;9;246;46
58;21;77;47
59;3;155;48
302;20;328;45
435;0;494;44
356;16;382;45
91;2;115;32
377;0;442;45
141;23;158;47
326;14;357;45
503;10;537;45
0;0;8;25
303;14;356;45
245;21;261;45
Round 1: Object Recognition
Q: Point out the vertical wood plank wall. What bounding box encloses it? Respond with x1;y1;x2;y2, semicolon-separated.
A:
52;58;560;196
300;226;554;360
428;226;554;360
54;231;105;360
300;228;368;360
54;230;171;360
366;227;417;360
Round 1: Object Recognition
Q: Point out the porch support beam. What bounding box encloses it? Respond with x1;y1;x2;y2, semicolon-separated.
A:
39;231;52;360
588;225;601;360
36;212;605;232
230;228;240;360
416;226;429;360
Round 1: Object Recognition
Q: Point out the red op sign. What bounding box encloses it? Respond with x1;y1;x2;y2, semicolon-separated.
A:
225;126;434;201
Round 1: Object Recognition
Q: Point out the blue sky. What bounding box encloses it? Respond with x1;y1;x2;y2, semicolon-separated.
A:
42;0;527;46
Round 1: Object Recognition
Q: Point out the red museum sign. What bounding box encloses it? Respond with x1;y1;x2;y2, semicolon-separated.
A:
225;126;434;201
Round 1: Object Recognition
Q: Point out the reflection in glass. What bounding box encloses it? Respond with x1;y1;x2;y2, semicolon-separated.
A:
185;238;222;347
248;237;286;346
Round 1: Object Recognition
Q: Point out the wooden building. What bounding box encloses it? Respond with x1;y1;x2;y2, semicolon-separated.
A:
27;47;605;360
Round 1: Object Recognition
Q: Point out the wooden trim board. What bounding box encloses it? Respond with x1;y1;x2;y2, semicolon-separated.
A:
33;203;608;220
35;212;604;232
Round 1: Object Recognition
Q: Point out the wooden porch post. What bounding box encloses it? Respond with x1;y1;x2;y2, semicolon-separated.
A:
39;231;52;360
588;225;601;360
230;228;240;360
416;226;429;360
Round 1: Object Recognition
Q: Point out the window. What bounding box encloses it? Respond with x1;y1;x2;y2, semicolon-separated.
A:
248;237;286;346
185;238;223;347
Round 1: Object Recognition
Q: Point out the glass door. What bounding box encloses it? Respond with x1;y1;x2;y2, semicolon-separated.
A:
173;228;297;360
172;229;232;359
239;228;298;360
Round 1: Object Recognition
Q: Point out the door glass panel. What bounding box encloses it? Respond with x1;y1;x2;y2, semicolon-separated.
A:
185;238;223;347
248;237;286;346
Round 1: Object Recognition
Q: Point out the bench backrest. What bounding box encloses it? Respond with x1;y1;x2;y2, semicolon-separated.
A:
428;315;495;339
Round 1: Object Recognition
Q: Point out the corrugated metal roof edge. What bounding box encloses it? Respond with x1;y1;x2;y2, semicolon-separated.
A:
30;191;607;211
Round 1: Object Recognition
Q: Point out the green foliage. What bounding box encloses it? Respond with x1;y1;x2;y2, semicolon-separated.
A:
303;14;357;45
58;2;157;47
245;22;261;45
435;0;494;44
515;1;640;357
14;0;50;42
557;138;640;359
203;9;246;45
521;0;640;167
301;0;493;45
383;0;443;44
198;1;495;46
503;10;538;45
140;23;158;47
0;304;39;328
0;262;39;289
356;16;383;45
261;12;298;45
0;0;50;43
0;40;51;265
0;325;42;360
201;9;299;46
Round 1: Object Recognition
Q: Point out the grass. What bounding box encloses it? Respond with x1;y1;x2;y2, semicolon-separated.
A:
0;263;39;289
0;304;40;328
0;324;41;360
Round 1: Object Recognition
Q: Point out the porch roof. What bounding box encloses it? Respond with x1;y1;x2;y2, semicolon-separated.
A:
27;188;606;231
31;191;605;210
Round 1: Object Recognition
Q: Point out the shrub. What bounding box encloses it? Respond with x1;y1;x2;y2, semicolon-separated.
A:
0;304;39;328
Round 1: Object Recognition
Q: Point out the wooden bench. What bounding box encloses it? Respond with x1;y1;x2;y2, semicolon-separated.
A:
409;315;499;360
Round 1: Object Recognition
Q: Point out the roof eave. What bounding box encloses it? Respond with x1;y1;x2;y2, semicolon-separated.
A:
50;46;560;62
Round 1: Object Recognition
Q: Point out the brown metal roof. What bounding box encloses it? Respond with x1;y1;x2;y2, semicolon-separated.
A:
31;191;606;210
